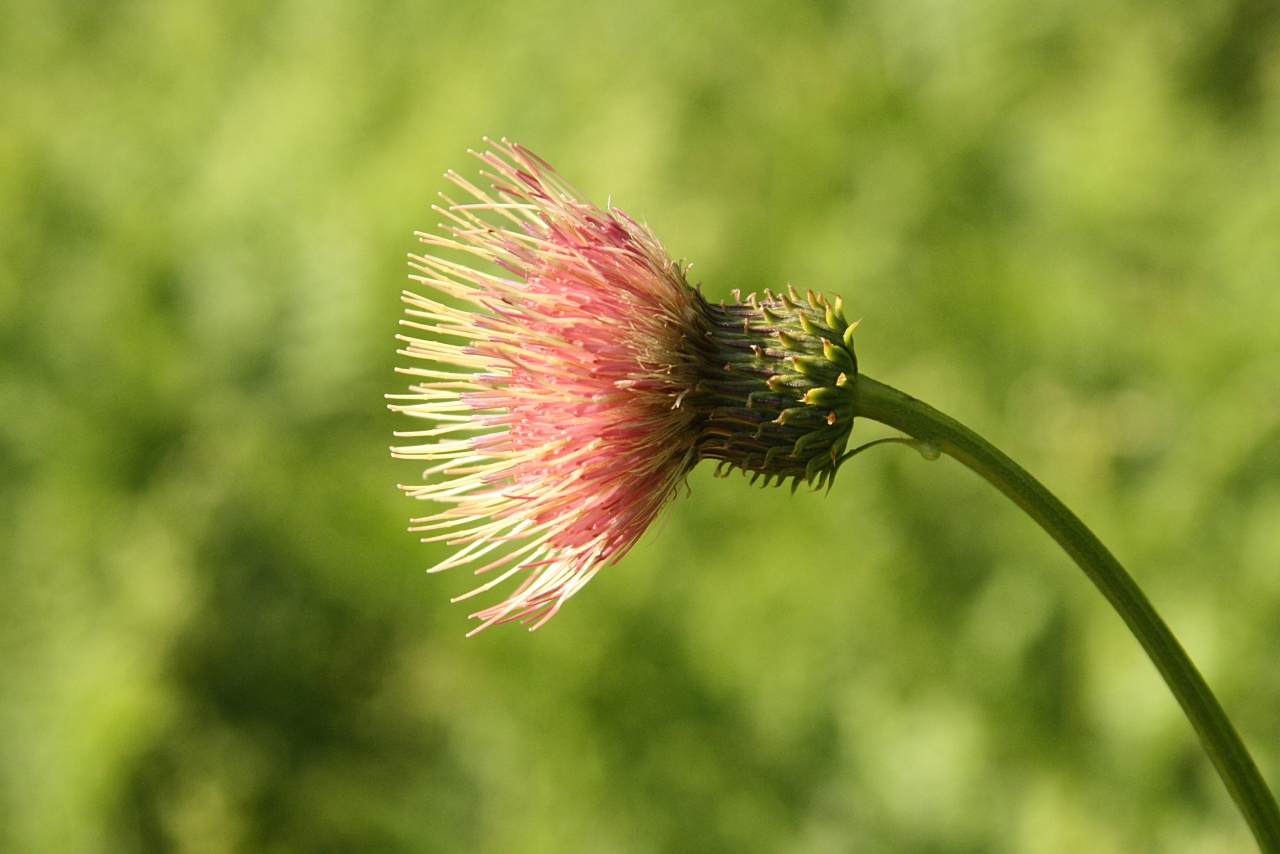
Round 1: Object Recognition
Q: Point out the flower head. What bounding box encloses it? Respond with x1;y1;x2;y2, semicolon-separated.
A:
392;140;861;632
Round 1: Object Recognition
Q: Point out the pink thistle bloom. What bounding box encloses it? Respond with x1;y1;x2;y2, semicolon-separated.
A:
392;141;861;633
390;140;705;633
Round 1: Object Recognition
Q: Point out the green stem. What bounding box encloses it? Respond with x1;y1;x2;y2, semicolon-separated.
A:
854;373;1280;852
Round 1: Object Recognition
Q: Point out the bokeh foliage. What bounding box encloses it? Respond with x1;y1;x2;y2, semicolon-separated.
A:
2;0;1279;851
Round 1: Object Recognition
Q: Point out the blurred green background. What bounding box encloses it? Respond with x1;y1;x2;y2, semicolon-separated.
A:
2;0;1279;851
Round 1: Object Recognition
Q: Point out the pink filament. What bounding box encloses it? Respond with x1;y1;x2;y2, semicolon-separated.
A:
399;141;700;632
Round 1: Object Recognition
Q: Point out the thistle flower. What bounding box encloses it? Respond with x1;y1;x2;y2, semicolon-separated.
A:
391;140;860;632
394;142;1278;848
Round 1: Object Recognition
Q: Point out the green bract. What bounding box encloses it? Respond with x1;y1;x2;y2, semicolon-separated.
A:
686;285;859;490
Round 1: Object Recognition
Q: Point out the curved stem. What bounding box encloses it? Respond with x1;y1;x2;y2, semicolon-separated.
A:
854;373;1280;852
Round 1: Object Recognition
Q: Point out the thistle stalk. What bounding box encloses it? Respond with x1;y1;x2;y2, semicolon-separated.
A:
853;373;1280;853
